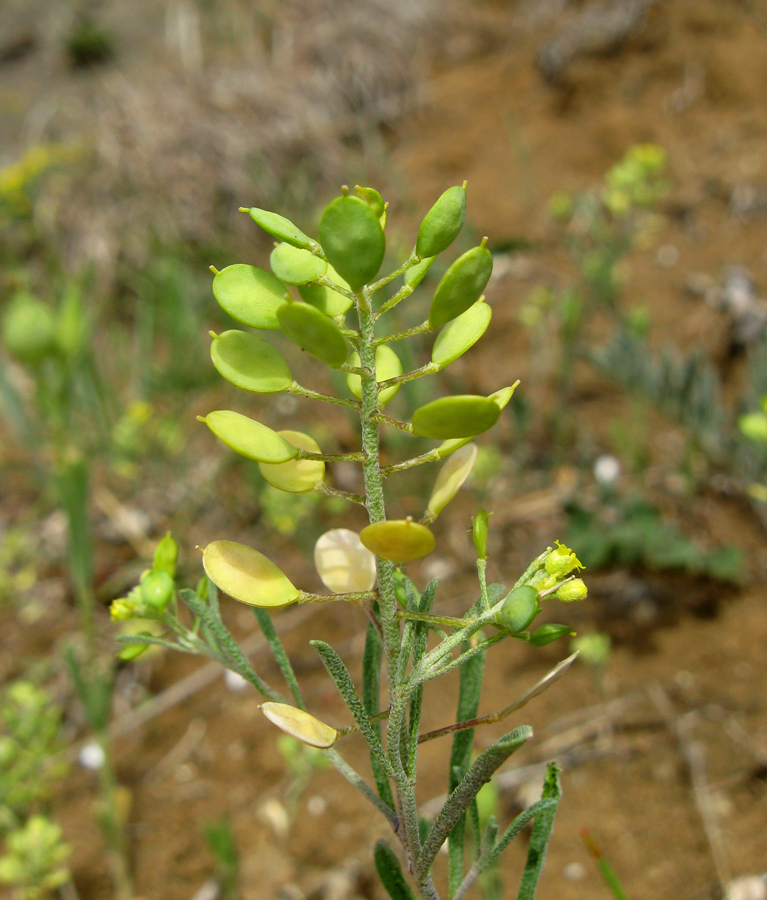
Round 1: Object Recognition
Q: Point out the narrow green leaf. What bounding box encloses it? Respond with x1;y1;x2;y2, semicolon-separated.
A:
407;579;439;775
55;456;93;603
362;614;395;810
417;727;532;881
374;840;416;900
515;764;563;900
252;608;304;709
311;640;395;778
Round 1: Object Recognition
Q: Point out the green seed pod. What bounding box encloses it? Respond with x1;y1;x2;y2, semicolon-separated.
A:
140;570;175;612
261;702;339;749
416;184;467;259
1;294;57;365
319;195;385;290
489;382;519;411
431;298;492;369
212;265;288;330
412;395;500;440
436;436;473;459
472;509;489;560
425;443;478;521
153;532;178;578
210;330;292;394
555;578;588;602
298;264;353;317
355;185;386;218
314;528;377;594
201;410;299;463
528;623;574;646
429;244;494;329
118;642;150;661
277;302;348;369
270;243;327;286
495;585;539;632
244;207;313;249
404;253;435;288
258;430;324;493
202;540;300;608
56;287;89;361
345;345;403;406
359;520;435;564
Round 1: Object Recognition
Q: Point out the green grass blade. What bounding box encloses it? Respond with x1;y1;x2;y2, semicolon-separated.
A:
252;607;304;709
374;840;416;900
515;764;562;900
363;613;395;809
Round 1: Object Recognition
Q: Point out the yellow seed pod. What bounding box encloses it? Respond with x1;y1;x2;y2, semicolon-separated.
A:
359;520;435;564
425;443;478;522
258;431;324;493
202;540;300;607
314;529;377;593
260;702;339;749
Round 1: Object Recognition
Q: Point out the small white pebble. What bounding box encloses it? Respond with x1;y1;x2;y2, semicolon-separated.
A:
594;454;621;486
726;875;767;900
563;861;587;882
224;669;249;692
78;741;106;771
191;878;221;900
307;795;327;817
657;244;680;268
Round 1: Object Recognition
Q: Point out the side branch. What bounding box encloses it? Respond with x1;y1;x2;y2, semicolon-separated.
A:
373;320;432;346
290;382;360;410
378;362;439;390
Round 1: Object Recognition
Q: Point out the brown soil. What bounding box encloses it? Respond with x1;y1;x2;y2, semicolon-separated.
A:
3;1;767;899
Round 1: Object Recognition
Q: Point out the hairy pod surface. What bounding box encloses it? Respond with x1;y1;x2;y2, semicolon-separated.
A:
416;184;466;258
276;302;348;368
260;702;339;748
345;345;403;406
314;529;377;593
210;330;292;394
360;520;435;563
258;430;325;493
431;298;492;369
429;245;494;328
212;265;288;330
495;585;540;632
202;540;299;607
270;243;327;285
245;207;313;249
298;263;353;317
319;195;385;290
412;395;500;440
202;410;299;463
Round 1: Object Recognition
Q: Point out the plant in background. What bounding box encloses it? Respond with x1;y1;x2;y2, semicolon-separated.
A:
739;396;767;502
0;286;131;899
202;817;240;900
114;184;589;899
0;816;71;900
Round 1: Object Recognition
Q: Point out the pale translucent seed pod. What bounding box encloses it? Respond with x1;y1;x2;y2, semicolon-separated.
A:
424;443;478;522
314;529;377;593
260;702;339;749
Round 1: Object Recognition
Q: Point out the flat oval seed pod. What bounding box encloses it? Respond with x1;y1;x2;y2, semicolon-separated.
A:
425;443;478;521
412;395;500;440
345;345;403;406
319;195;385;290
211;330;292;394
246;208;313;249
436;436;473;459
404;253;435;288
258;431;324;493
314;529;377;593
428;245;493;329
212;265;288;330
260;702;338;749
298;264;353;317
495;585;540;632
431;299;492;369
416;185;467;259
270;243;327;286
203;540;299;607
202;410;299;463
277;302;348;369
355;185;385;218
359;520;435;564
1;295;57;365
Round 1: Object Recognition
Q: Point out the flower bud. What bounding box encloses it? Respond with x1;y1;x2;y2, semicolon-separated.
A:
528;623;574;646
494;585;539;632
472;509;489;560
153;532;178;579
544;541;583;579
555;578;588;603
110;597;137;622
140;570;175;611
